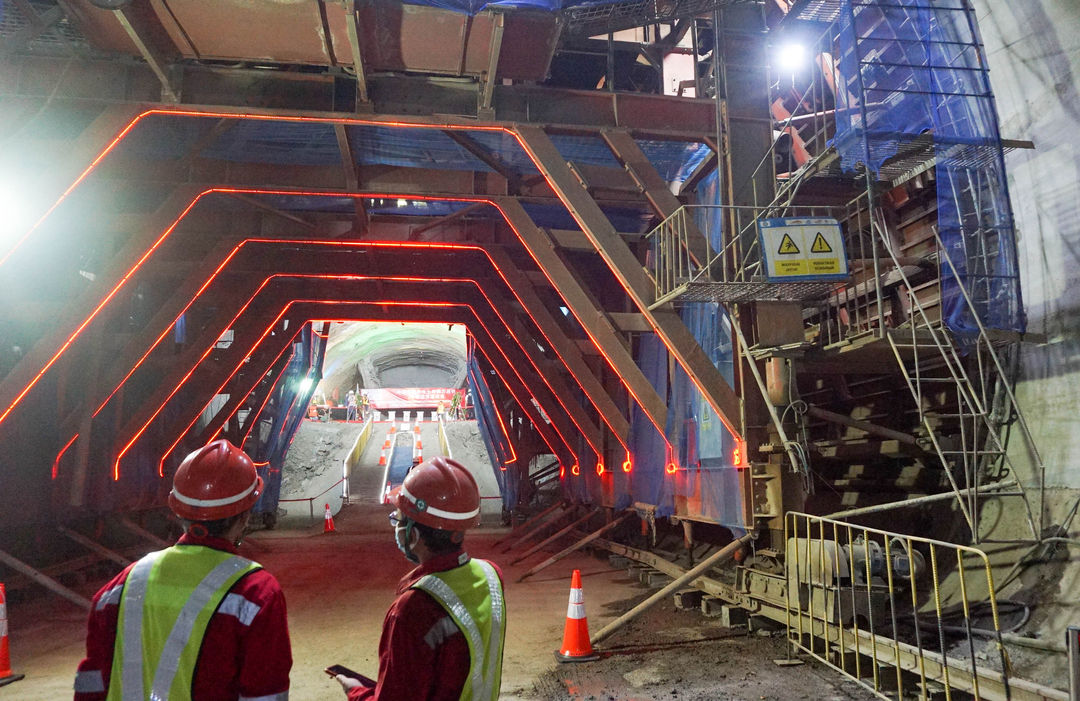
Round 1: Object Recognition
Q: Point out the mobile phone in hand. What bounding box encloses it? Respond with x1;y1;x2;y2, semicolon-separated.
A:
324;664;375;686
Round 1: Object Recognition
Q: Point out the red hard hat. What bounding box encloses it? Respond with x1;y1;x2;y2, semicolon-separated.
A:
395;456;481;531
168;439;263;521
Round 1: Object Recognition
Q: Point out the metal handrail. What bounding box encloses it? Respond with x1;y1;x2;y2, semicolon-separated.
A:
785;511;1015;701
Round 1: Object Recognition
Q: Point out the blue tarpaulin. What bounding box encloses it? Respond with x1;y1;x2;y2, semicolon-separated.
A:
465;349;513;509
115;116;711;186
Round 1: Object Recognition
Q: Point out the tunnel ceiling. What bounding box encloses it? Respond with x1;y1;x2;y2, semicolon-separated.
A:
320;321;468;392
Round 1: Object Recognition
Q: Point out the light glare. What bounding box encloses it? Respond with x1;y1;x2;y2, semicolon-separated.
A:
776;43;808;72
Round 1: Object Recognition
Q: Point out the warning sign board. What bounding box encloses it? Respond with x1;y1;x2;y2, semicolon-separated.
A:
758;217;848;282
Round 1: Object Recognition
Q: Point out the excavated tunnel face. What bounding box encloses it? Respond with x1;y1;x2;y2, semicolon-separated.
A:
321;322;468;392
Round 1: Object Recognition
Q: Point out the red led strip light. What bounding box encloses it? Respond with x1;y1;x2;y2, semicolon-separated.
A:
52;235;616;466
6;177;649;451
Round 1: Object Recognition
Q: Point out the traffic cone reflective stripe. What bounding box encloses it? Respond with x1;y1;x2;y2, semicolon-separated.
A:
0;584;25;687
567;586;585;620
554;569;599;663
323;504;336;533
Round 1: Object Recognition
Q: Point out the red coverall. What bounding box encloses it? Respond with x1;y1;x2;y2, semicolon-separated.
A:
74;532;292;701
348;551;503;701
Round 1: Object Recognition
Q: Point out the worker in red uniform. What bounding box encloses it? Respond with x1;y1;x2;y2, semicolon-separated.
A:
74;439;292;701
334;456;505;700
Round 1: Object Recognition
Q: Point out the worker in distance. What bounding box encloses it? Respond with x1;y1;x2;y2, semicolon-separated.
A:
332;456;506;700
74;439;292;700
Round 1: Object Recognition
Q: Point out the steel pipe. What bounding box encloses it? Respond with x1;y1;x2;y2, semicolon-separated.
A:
517;512;630;582
825;479;1018;520
499;504;575;553
590;533;753;646
0;548;92;609
510;510;595;565
493;500;565;549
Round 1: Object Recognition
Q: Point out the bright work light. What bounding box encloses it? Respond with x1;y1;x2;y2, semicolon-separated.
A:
776;42;808;72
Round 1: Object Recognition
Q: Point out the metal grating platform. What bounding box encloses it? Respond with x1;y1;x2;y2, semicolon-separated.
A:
0;0;90;55
791;134;1029;191
562;0;758;38
784;0;843;24
659;280;841;305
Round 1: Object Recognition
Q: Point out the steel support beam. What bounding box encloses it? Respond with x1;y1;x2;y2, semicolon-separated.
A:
590;533;753;645
344;0;371;107
517;511;630;581
493;500;566;548
497;197;668;434
117;516;173;548
484;245;630;445
601;129;713;267
57;526;132;567
499;504;576;553
0;547;92;609
113;5;180;102
478;11;505;116
510;509;596;565
513;126;742;439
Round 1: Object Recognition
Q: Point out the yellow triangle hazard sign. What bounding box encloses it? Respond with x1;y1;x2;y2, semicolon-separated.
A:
777;234;800;255
810;232;833;253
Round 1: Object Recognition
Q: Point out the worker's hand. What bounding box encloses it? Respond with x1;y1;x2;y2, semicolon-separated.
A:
335;673;363;692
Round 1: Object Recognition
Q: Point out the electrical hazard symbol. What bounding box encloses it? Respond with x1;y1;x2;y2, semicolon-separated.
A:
777;234;800;255
810;233;833;253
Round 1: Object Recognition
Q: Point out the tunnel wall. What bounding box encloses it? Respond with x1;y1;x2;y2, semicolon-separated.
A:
975;0;1080;493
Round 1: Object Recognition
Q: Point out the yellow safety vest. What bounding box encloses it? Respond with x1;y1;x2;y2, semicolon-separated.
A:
412;559;505;701
107;546;260;700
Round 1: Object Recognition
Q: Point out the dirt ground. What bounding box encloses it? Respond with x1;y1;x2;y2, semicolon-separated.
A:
4;421;877;700
5;495;877;700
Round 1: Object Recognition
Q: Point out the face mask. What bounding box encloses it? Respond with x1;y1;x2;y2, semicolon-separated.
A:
395;520;420;564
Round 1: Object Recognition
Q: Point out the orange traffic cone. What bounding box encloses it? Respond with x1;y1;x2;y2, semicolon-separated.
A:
554;569;599;662
323;503;336;533
0;584;25;687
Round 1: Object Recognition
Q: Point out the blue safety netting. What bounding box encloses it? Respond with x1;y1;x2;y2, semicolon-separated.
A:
113;115;710;186
465;350;514;509
831;0;1024;337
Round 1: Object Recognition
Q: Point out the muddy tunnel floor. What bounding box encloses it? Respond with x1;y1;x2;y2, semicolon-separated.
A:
9;497;877;700
514;602;876;701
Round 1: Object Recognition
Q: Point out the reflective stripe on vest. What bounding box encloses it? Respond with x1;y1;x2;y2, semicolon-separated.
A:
412;559;504;701
107;547;260;700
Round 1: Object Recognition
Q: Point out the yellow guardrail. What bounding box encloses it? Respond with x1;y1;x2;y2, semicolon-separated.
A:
340;416;373;502
437;416;452;459
784;512;1020;701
